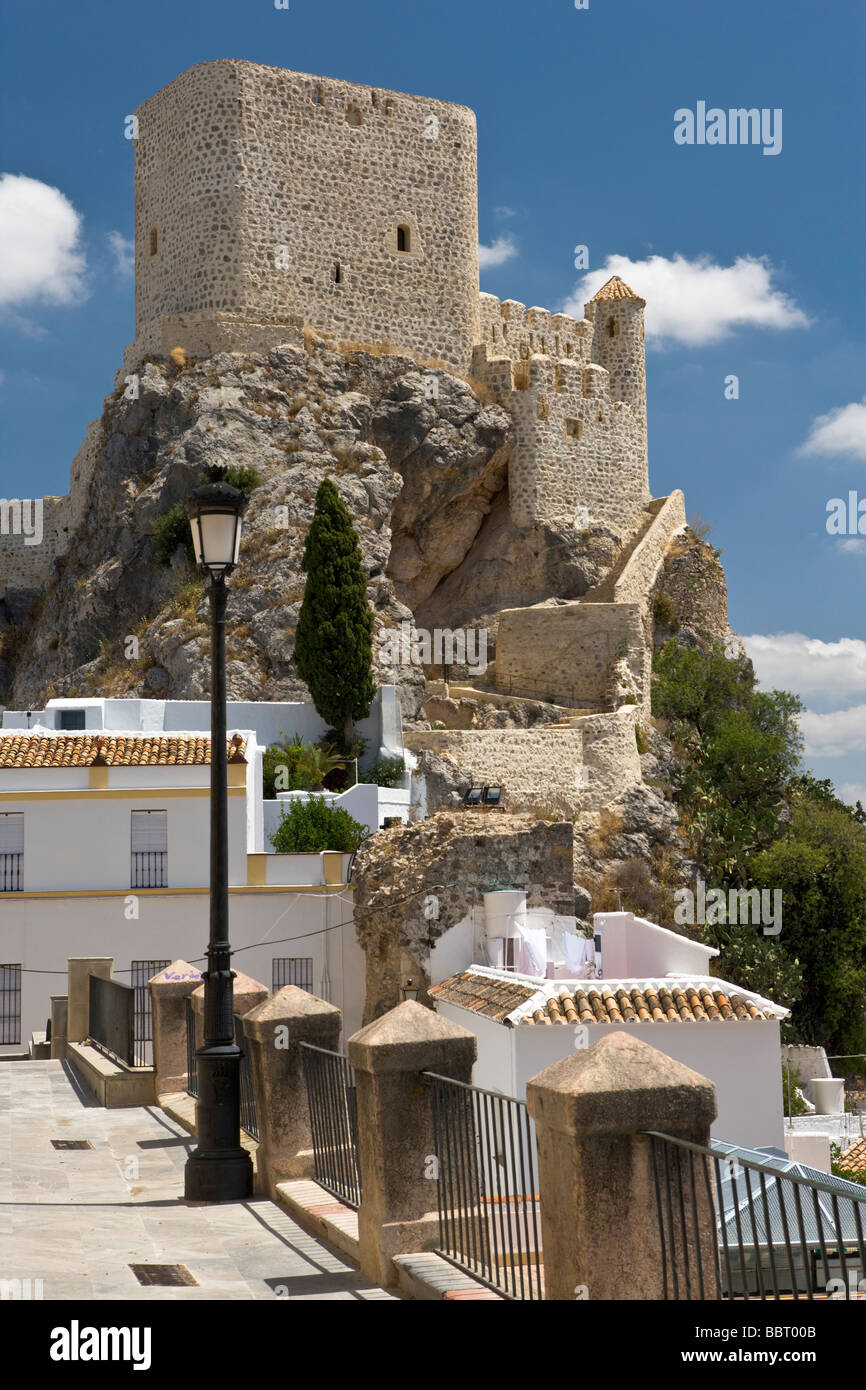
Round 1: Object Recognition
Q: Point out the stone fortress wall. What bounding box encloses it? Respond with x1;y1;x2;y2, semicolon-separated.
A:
0;421;102;596
406;710;643;816
473;285;649;533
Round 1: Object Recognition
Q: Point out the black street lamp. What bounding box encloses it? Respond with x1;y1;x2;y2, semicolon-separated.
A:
184;465;253;1202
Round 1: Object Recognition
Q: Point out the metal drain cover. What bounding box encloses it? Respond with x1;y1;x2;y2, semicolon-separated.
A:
130;1264;198;1287
51;1139;93;1150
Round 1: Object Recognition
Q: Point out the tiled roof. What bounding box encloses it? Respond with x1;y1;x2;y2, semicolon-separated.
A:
429;973;538;1020
520;984;774;1025
841;1138;866;1171
0;732;247;768
591;274;646;306
431;969;779;1025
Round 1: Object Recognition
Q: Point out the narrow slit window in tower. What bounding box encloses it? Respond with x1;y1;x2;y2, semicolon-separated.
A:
149;228;158;257
333;261;342;285
396;225;411;253
607;317;620;338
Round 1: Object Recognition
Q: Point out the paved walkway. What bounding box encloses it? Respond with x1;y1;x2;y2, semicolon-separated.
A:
0;1061;396;1301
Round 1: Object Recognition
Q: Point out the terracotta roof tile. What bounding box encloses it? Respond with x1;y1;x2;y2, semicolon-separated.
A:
841;1138;866;1171
591;275;646;306
428;972;538;1021
0;733;247;769
431;971;779;1026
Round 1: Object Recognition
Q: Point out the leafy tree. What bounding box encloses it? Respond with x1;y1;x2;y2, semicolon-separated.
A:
653;640;803;878
751;795;866;1054
269;797;366;853
295;479;375;744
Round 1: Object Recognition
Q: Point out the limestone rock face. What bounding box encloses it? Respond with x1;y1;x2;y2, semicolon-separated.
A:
651;531;730;649
2;344;512;715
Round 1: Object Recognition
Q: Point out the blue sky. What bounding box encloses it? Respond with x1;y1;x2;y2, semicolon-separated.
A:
1;0;865;794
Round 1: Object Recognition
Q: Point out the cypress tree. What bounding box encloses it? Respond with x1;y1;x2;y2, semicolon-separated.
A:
295;478;375;746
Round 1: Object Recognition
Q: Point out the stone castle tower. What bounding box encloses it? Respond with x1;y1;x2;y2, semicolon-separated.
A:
128;60;480;373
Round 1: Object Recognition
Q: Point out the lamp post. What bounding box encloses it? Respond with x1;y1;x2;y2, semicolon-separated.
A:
184;465;253;1202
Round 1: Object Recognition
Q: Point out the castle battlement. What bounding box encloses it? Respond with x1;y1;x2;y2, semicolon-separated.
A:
478;293;591;367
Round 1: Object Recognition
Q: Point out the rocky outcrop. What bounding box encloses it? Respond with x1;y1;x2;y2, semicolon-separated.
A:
650;529;730;650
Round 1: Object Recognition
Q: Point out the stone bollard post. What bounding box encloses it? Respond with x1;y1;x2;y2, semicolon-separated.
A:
526;1031;718;1301
67;958;113;1044
190;969;269;1049
348;1000;477;1289
242;986;342;1197
148;961;203;1096
49;996;68;1061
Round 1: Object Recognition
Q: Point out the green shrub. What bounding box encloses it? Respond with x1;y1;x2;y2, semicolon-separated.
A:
199;464;261;496
152;503;194;566
635;725;649;755
269;797;367;853
652;592;678;628
360;755;405;788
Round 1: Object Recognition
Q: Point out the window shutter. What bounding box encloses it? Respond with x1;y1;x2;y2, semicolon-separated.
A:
0;814;23;853
131;810;167;853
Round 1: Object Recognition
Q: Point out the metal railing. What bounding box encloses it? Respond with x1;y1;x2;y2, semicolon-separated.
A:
88;974;135;1067
646;1131;866;1300
130;959;170;1067
130;850;167;889
425;1072;543;1300
0;853;22;892
234;1013;259;1140
300;1042;362;1208
185;996;198;1098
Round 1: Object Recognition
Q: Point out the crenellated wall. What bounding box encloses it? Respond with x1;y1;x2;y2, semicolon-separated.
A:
472;288;649;534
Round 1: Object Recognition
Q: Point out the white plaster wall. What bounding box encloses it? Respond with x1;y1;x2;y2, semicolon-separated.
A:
0;789;247;892
0;886;352;1057
506;1019;784;1150
594;912;717;977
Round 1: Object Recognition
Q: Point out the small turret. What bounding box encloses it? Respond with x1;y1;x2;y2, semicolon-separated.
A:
585;275;647;425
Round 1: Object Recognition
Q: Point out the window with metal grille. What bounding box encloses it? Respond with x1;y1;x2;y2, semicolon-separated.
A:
0;813;23;893
131;810;167;889
131;959;171;1067
0;964;21;1045
272;957;314;994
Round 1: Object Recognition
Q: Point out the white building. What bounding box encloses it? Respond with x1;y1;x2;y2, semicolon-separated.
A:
430;906;788;1150
0;690;407;1055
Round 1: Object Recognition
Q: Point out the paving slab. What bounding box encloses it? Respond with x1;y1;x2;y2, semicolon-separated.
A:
0;1061;398;1302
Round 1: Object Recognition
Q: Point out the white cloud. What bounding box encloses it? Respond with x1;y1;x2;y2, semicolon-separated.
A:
838;783;866;807
839;538;866;554
478;235;517;271
107;230;134;277
562;253;809;346
799;705;866;757
743;632;866;700
797;398;866;462
0;174;87;311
